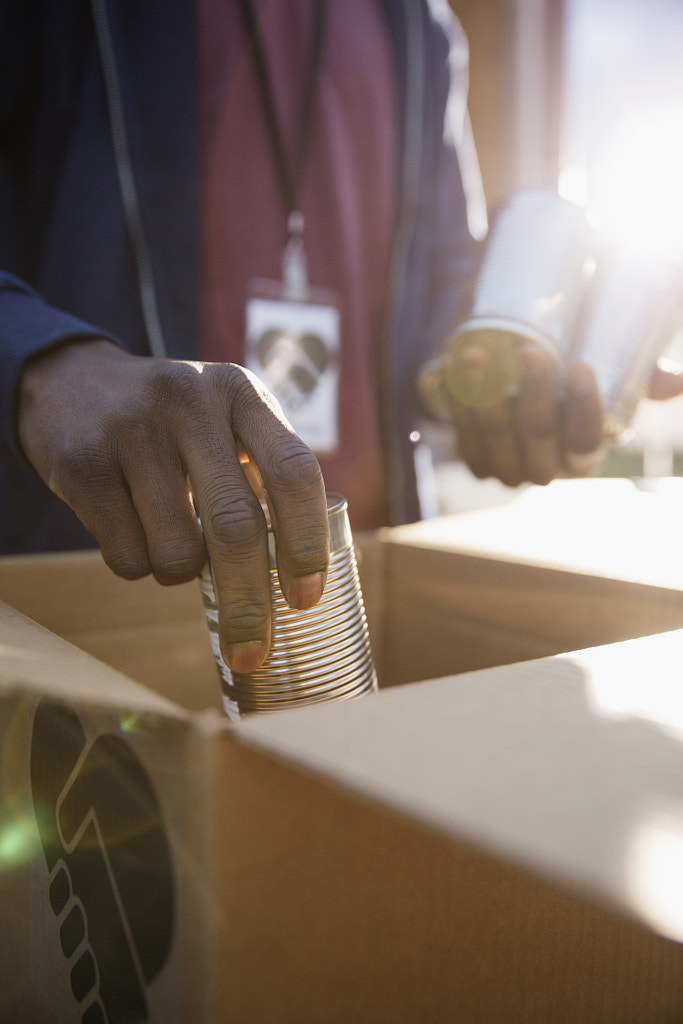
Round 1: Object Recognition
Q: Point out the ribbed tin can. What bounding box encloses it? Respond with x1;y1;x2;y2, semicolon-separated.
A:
425;189;596;411
572;247;683;438
199;493;377;720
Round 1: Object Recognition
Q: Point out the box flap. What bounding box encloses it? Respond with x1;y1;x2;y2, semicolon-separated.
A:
236;628;683;945
0;600;187;719
387;478;683;589
0;553;224;712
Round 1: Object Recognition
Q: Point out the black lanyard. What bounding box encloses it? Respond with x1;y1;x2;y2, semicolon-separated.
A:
236;0;328;233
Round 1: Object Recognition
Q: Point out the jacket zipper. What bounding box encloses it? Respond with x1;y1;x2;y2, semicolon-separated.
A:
381;0;425;524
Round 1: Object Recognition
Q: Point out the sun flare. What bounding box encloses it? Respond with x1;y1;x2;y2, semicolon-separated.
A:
562;109;683;263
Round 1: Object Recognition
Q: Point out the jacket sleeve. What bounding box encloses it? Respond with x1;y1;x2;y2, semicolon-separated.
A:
0;2;118;463
0;273;113;463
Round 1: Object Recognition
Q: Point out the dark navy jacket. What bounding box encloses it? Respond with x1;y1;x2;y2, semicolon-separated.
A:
0;0;485;553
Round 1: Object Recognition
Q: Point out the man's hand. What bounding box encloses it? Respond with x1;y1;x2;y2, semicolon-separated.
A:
419;339;606;487
18;339;329;672
421;340;683;489
451;342;606;487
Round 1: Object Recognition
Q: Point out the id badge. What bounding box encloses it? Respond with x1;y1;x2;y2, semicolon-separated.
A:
245;278;340;454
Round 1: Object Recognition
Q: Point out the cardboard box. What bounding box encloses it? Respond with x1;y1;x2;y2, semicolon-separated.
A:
380;477;683;684
2;479;683;1022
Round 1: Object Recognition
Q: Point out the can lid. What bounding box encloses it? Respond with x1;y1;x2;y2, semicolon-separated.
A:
325;492;350;553
443;322;559;409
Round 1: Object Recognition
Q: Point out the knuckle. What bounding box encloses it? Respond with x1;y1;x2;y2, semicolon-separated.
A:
136;362;209;439
151;540;205;585
276;512;329;570
220;363;292;431
288;530;329;568
54;444;115;494
219;363;265;410
204;496;266;549
144;360;202;407
259;453;324;526
222;362;266;399
52;444;118;507
102;546;151;581
222;599;269;641
267;441;322;493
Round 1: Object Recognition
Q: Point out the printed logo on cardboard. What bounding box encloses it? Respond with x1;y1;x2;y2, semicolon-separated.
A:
30;700;175;1023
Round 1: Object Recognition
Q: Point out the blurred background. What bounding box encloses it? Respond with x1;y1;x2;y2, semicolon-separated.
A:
436;0;683;510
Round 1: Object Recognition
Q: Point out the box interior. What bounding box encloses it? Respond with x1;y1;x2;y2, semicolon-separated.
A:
4;480;683;1021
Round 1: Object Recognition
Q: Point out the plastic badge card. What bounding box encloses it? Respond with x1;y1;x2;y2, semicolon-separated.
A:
245;282;340;455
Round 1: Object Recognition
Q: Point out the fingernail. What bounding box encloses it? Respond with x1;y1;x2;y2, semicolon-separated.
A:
287;571;325;610
225;640;268;673
658;356;682;375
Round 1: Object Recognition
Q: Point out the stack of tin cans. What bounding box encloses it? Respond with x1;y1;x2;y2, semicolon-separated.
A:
573;246;683;438
199;493;377;721
418;187;683;434
441;188;596;409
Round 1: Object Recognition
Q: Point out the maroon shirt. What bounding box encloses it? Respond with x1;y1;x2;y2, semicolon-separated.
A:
198;0;397;530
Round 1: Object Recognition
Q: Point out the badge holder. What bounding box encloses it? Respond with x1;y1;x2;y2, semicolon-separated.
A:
245;212;340;455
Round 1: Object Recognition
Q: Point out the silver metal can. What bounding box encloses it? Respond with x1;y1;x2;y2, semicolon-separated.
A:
571;247;683;438
199;493;377;720
420;188;596;412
